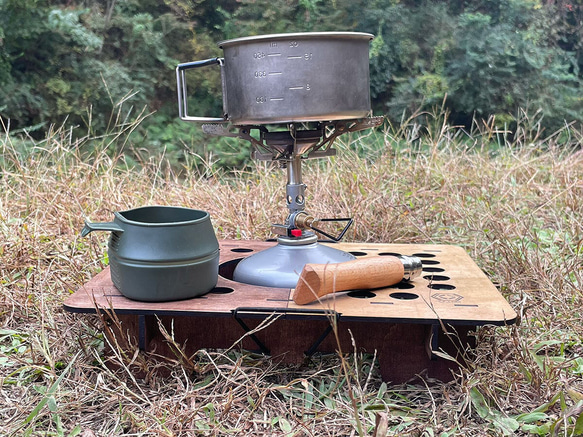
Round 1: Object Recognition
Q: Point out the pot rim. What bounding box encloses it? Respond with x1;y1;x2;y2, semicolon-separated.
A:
114;205;210;227
219;31;373;49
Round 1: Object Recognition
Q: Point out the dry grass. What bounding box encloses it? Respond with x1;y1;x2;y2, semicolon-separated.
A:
1;109;583;436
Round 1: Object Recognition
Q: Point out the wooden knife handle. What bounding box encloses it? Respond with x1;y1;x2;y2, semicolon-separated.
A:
293;256;406;305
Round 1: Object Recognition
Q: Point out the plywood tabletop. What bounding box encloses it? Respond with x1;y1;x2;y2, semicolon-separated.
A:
64;240;517;326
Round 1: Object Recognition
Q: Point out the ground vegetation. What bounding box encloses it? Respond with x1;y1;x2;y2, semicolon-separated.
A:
1;109;582;435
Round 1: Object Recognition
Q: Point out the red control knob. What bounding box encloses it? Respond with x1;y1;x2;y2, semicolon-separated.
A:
290;229;303;237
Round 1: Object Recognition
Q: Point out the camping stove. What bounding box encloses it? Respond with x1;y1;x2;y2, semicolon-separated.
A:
176;32;382;287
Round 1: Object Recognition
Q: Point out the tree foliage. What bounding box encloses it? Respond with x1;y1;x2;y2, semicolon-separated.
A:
0;0;582;159
0;0;191;129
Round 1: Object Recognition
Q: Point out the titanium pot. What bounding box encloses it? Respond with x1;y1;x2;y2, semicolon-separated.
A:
81;206;219;302
176;32;374;125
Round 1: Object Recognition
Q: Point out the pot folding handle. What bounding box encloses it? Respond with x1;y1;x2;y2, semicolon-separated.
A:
81;221;124;237
176;58;227;122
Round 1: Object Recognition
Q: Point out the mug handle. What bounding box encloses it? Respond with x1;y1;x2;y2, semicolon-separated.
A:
176;58;227;122
81;221;124;237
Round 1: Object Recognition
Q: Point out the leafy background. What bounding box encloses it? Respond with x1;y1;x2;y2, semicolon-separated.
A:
1;0;582;168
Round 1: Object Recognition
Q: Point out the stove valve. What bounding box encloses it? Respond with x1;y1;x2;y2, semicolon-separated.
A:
270;212;353;241
270;223;306;239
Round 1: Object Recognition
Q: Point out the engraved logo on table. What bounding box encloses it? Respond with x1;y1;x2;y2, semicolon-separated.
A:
432;293;463;303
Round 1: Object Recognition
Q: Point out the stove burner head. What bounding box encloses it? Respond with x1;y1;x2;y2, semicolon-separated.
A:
232;236;356;288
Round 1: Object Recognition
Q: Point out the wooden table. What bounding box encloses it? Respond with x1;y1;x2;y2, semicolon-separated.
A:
65;240;517;383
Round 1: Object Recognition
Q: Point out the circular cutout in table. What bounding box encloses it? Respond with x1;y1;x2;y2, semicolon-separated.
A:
423;275;451;281
389;292;419;300
210;287;235;294
413;253;437;258
230;248;254;253
349;251;368;257
428;283;456;290
347;290;377;299
423;267;445;273
421;259;440;265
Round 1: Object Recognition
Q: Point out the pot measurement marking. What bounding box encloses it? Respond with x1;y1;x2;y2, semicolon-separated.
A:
256;96;284;103
254;71;283;78
287;55;303;60
267;53;281;57
289;84;311;91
